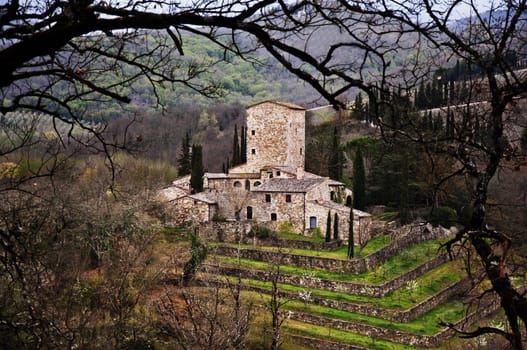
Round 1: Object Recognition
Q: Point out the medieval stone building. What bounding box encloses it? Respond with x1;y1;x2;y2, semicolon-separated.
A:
161;101;371;242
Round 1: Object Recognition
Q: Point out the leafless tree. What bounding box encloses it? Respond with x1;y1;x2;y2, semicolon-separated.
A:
155;278;253;350
2;0;527;348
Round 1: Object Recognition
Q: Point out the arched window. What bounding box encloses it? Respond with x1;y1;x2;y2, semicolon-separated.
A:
254;181;262;187
346;195;352;207
233;181;242;188
245;179;251;190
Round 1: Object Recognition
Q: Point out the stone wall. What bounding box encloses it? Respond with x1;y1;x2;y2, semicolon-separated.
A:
287;294;500;348
246;101;305;172
199;221;253;242
168;196;214;224
204;253;448;298
211;224;449;274
202;271;473;322
248;191;306;233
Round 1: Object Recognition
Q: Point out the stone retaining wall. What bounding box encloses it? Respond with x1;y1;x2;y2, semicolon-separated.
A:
203;253;448;298
202;271;473;323
287;295;499;348
211;223;449;274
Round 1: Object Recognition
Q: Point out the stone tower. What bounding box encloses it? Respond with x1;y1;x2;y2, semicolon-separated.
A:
245;101;305;173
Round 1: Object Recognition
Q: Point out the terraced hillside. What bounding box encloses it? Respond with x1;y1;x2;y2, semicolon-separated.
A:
184;223;507;349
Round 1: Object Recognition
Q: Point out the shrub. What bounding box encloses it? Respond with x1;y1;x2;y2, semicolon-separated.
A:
277;221;295;235
247;225;274;239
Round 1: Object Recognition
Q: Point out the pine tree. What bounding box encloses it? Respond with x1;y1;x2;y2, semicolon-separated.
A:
177;132;191;176
190;144;204;193
347;207;354;259
333;213;339;240
232;124;240;167
353;147;366;210
240;125;247;163
325;211;331;242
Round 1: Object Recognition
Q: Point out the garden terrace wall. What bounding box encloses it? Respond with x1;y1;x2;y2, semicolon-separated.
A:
211;224;450;274
199;221;344;250
203;253;448;298
287;295;500;348
288;335;368;350
200;271;473;323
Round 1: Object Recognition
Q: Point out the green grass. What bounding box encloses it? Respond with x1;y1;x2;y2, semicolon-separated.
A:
215;234;391;259
212;239;445;285
212;259;465;310
244;291;467;336
284;319;429;350
275;231;325;243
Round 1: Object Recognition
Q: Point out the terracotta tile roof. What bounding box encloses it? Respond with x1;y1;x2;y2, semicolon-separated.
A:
252;178;324;193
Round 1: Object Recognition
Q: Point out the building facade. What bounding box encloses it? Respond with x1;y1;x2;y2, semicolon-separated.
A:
161;101;371;242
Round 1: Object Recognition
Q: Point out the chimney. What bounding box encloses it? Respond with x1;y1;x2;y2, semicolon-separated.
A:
296;167;304;180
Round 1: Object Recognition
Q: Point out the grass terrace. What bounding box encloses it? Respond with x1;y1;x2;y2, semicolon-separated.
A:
208;258;466;310
214;234;391;259
211;239;446;284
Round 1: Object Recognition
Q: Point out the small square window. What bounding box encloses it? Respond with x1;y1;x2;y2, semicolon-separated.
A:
285;194;291;203
276;171;281;176
271;213;277;221
251;148;256;154
265;194;271;203
251;130;255;135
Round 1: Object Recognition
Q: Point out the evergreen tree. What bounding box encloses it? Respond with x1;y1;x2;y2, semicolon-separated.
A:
399;151;410;224
325;211;331;242
352;147;366;210
190;144;204;193
177;132;191;176
232;124;240;166
240;126;247;163
347;207;354;259
328;127;343;181
352;93;365;120
415;80;426;110
333;213;339;240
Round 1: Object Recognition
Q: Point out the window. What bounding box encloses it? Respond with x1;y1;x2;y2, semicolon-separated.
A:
265;194;271;203
330;191;335;200
245;179;250;190
254;181;261;187
276;171;281;176
300;147;303;155
247;206;253;219
233;181;242;188
285;194;291;203
251;148;256;154
271;213;277;221
251;130;255;135
346;195;352;206
309;216;317;229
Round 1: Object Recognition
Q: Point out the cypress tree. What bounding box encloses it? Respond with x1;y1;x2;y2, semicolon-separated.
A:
333;213;339;240
328;127;343;181
325;211;331;242
347;207;354;259
190;144;204;193
353;147;366;210
177;132;191;176
240;125;247;163
232;124;240;166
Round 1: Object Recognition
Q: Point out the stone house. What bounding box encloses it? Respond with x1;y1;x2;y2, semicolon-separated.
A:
161;101;372;242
